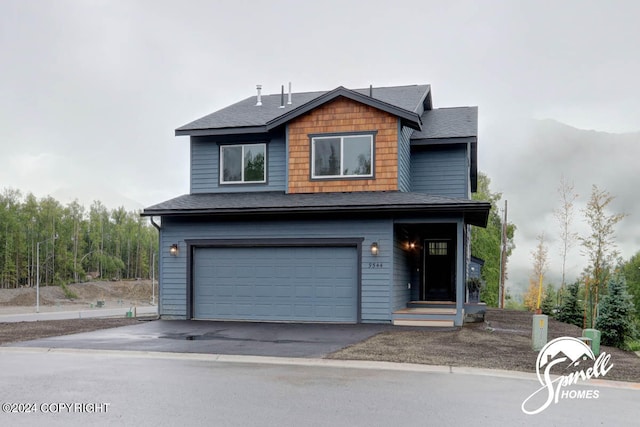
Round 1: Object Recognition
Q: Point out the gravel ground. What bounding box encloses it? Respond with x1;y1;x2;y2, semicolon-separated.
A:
327;309;640;383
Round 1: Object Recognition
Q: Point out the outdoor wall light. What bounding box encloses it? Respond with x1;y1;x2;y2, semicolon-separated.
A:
169;243;179;256
404;241;417;251
370;242;379;256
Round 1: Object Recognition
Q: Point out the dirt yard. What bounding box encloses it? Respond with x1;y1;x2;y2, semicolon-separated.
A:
0;280;155;344
0;279;155;312
0;317;142;344
327;309;640;383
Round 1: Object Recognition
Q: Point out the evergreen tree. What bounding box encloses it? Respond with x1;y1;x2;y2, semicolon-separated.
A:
556;282;583;327
621;251;640;323
595;275;636;348
471;173;516;307
541;283;557;317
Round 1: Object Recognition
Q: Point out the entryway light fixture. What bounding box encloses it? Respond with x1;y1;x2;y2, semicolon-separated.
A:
169;243;179;256
370;242;379;256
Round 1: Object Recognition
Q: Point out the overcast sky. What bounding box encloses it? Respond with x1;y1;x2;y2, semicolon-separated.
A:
1;0;638;295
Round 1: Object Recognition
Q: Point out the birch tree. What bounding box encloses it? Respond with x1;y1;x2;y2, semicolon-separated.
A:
524;233;549;311
580;185;626;327
554;175;578;292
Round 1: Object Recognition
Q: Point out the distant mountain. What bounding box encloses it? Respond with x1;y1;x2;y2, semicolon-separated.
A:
483;118;640;296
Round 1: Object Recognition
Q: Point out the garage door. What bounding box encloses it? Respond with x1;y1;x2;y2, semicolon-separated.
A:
192;246;358;322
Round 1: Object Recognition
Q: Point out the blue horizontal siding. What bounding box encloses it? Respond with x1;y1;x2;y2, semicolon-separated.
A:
398;124;412;192
190;132;286;193
411;145;468;198
392;232;411;311
159;217;394;322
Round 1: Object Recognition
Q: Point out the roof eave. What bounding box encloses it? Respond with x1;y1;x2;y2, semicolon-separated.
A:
175;125;268;137
141;202;490;226
410;136;477;145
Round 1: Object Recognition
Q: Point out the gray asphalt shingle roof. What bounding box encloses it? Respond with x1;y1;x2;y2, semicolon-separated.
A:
142;191;490;227
176;84;431;133
411;107;478;140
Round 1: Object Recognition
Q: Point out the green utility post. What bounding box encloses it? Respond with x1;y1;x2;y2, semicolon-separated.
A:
583;329;601;356
532;314;548;351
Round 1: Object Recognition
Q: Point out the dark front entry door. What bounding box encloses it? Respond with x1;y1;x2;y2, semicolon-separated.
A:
422;239;455;301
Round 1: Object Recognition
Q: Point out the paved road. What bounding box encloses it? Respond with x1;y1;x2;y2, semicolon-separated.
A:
0;306;158;322
0;348;637;427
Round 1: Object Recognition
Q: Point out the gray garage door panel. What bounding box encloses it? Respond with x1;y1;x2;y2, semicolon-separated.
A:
193;246;358;322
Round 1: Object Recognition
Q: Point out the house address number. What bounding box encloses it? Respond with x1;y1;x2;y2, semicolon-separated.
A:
368;262;384;269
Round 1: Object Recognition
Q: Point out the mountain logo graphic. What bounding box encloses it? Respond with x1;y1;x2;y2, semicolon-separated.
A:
536;337;595;385
522;336;613;415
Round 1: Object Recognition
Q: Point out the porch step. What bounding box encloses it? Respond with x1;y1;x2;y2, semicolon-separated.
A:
392;306;460;327
393;319;455;327
394;307;457;315
406;301;456;309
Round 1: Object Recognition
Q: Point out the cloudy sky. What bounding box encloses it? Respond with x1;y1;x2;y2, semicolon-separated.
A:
1;0;638;295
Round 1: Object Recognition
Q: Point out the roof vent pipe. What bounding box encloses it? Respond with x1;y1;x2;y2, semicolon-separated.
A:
369;84;373;97
287;82;292;105
256;85;262;106
279;85;285;108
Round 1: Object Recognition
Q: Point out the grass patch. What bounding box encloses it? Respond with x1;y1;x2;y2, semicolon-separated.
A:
626;339;640;352
60;283;78;300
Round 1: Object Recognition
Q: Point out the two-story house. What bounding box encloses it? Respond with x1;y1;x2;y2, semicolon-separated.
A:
142;84;490;327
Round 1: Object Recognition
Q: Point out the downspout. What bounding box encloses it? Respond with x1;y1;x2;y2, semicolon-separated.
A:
150;216;161;231
149;216;161;318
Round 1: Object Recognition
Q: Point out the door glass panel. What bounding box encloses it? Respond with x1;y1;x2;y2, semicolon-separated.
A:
428;242;448;256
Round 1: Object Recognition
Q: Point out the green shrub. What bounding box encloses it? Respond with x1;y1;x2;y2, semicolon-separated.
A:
556;282;583;327
60;283;78;300
596;275;636;349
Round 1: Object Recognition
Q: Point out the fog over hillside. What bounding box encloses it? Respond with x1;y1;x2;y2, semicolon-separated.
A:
482;118;640;297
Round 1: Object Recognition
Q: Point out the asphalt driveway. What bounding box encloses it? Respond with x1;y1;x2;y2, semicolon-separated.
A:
11;320;397;357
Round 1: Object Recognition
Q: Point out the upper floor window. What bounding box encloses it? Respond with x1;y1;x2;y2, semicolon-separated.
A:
220;143;266;184
311;134;374;179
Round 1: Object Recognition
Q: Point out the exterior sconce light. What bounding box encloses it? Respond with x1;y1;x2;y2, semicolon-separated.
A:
408;242;416;250
169;244;179;256
370;242;379;256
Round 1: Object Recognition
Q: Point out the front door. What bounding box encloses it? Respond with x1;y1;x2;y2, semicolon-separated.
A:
422;239;455;301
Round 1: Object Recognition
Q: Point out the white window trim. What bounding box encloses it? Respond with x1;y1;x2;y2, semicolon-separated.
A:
220;143;267;184
311;134;374;179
